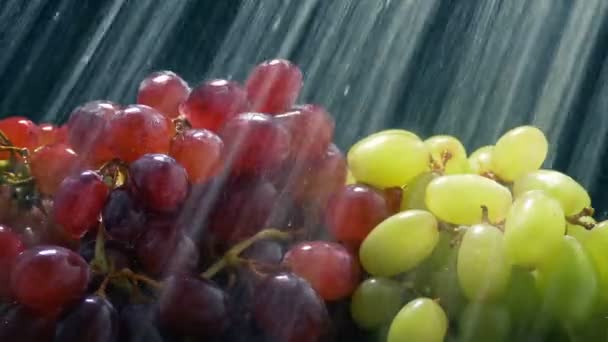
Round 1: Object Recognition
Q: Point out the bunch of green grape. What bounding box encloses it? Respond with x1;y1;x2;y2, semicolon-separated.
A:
344;126;608;342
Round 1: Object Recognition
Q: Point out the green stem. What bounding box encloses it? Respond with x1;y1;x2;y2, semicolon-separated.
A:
90;223;109;273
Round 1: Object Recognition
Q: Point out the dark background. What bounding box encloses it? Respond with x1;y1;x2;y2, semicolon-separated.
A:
1;0;608;214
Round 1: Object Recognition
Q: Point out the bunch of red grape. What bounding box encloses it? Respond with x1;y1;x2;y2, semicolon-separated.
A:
0;60;367;342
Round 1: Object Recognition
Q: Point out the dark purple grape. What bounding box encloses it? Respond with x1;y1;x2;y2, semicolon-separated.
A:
54;295;118;342
129;154;189;213
0;304;56;342
253;273;329;342
159;275;229;337
102;189;145;245
118;304;164;342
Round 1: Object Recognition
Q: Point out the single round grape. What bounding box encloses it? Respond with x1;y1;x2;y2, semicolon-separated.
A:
246;59;303;114
579;221;608;303
54;295;118;342
0;304;56;341
0;116;39;159
170;128;224;184
0;225;25;299
283;241;360;301
350;277;404;330
37;123;63;147
401;172;438;211
513;169;590;216
53;171;110;239
253;273;329;342
387;297;448;342
347;131;430;188
181;79;249;132
325;184;390;246
425;174;512;225
424;135;469;174
67;100;119;165
458;302;510;342
137;70;190;118
504;267;541;330
159;275;229;337
491;125;548;181
11;246;90;314
220;112;291;175
30;144;81;195
208;180;278;243
468;145;494;175
504;190;565;268
383;187;403;214
102;188;146;245
360;210;438;277
275;104;334;161
536;236;598;323
457;223;511;302
129;154;189;213
106;104;172;163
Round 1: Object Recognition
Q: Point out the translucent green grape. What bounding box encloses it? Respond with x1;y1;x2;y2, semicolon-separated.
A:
387;298;447;342
468;145;494;175
580;221;608;304
425;135;469;174
459;302;510;342
350;277;404;330
400;172;438;211
491;125;548;181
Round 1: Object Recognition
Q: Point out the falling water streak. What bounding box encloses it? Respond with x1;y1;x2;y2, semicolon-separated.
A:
42;0;125;122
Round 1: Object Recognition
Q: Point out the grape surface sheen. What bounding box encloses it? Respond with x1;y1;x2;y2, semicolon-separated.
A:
387;297;448;342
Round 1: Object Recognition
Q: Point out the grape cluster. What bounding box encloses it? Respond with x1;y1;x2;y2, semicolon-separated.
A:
0;59;363;342
346;127;608;341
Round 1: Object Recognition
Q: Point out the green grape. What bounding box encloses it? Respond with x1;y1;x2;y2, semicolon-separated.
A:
425;135;469;174
360;210;438;277
580;221;608;304
566;315;608;342
504;190;565;268
566;222;590;243
425;174;512;225
401;172;438;211
491;125;548;181
512;169;590;216
370;129;421;141
345;168;356;185
347;131;430;188
503;267;542;332
457;223;511;302
458;302;510;342
536;236;598;323
350;277;404;330
387;298;448;342
468;145;494;176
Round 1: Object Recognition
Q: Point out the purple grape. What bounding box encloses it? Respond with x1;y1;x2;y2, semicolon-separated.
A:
54;295;118;342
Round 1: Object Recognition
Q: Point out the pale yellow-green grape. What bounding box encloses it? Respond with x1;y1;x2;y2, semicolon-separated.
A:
368;128;421;141
581;221;608;304
350;277;404;330
468;145;494;175
425;174;512;225
425;135;469;174
387;298;448;342
459;302;510;342
536;236;598;323
401;172;438;211
345;168;356;185
347;131;430;188
457;223;511;302
491;125;548;181
512;169;590;216
504;267;542;330
359;210;438;277
503;190;565;268
566;222;590;243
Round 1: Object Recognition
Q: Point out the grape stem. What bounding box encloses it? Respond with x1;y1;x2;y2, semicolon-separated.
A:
90;223;110;274
172;116;192;135
116;268;163;290
565;207;596;230
95;275;111;298
201;228;291;279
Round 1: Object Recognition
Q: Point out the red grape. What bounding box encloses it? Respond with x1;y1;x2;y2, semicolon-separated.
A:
384;187;403;214
325;184;390;246
170;129;224;184
208;180;278;243
180;79;249;132
67;100;119;165
106;105;172;163
37;123;64;147
246;59;303;114
101;188;145;245
30;144;81;195
11;246;90;315
129;154;189;213
159;275;229;337
53;171;110;239
137;71;190;119
0;225;25;299
0;116;39;159
54;295;118;342
253;272;329;342
276;104;334;161
283;241;360;301
220;112;290;175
